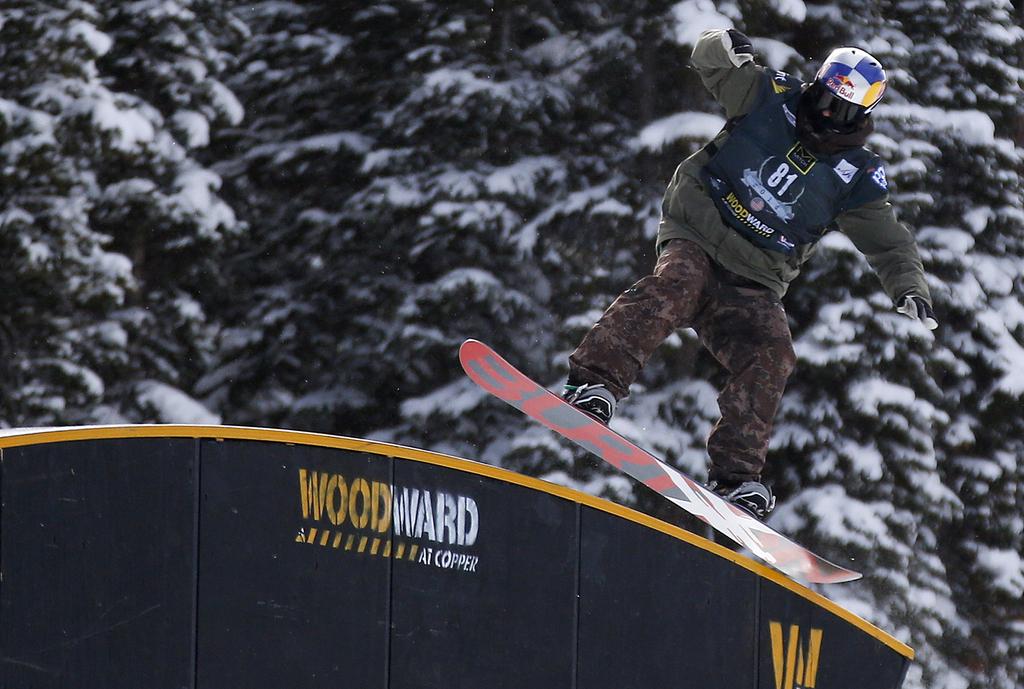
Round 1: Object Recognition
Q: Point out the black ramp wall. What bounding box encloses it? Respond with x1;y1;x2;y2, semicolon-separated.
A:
1;438;197;689
0;427;913;689
388;457;577;688
196;440;390;687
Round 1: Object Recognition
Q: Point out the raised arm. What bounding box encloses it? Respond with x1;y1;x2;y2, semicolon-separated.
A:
691;29;766;119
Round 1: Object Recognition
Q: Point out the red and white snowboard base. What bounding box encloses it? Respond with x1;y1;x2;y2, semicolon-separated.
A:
459;339;860;584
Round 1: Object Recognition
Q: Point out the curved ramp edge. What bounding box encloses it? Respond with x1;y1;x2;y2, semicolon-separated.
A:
0;425;912;689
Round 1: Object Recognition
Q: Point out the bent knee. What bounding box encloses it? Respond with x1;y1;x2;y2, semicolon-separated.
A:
746;337;796;379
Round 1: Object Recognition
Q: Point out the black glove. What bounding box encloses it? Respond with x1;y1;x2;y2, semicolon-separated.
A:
896;294;938;330
724;29;754;67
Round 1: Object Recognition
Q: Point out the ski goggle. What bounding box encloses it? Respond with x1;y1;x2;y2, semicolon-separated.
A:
806;82;869;131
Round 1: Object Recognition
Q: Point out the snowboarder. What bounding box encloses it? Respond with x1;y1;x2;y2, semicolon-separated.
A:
563;29;936;519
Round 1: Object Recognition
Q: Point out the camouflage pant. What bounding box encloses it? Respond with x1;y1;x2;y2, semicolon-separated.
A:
569;239;796;483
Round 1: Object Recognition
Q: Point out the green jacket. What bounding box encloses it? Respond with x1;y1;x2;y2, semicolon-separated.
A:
658;29;931;303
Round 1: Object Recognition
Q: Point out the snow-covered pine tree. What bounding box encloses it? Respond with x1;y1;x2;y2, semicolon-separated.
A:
770;2;1024;688
878;2;1024;687
203;1;417;431
209;1;668;492
0;1;242;425
0;3;134;424
91;0;245;422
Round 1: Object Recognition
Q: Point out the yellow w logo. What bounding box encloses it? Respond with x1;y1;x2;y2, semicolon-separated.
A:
770;621;823;689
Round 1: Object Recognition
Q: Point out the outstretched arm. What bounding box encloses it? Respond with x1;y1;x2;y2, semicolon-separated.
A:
837;199;937;329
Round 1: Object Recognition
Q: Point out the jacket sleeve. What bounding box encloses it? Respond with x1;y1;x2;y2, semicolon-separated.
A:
835;198;932;305
691;29;766;119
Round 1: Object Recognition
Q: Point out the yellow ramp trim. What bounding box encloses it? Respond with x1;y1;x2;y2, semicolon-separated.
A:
0;424;912;659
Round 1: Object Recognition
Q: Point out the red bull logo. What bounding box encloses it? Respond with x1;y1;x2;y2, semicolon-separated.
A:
826;74;856;99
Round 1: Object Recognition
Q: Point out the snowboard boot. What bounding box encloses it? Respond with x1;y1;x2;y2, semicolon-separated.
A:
707;479;776;520
562;383;616;425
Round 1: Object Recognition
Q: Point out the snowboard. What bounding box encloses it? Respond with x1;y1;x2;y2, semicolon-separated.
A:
459;339;861;584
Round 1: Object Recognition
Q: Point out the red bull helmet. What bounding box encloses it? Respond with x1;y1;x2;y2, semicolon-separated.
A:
805;47;887;132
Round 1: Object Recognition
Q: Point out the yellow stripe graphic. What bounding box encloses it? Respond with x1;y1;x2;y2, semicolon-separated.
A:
785;624;799;689
806;628;823;687
771;622;785;689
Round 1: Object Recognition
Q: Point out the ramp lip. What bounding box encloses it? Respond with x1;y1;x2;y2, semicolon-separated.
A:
0;423;913;660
